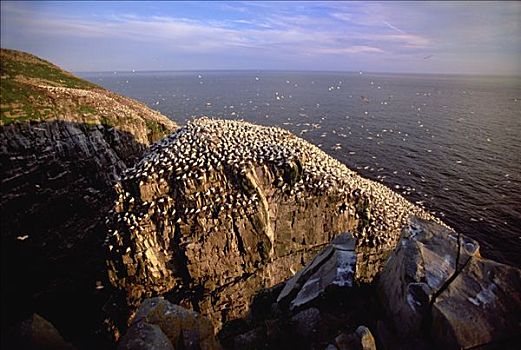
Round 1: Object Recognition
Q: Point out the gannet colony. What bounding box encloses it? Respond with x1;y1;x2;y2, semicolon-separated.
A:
109;117;436;244
105;117;440;325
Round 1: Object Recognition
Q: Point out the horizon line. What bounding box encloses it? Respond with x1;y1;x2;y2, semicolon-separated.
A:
74;69;521;79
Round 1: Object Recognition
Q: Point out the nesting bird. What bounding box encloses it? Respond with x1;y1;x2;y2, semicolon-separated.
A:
107;117;437;254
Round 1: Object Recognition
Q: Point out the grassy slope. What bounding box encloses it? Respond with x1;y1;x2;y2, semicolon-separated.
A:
0;48;175;141
0;49;96;123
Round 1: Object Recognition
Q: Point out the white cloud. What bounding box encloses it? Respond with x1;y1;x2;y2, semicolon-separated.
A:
1;1;431;53
2;0;518;74
383;21;405;34
330;12;353;22
315;46;385;54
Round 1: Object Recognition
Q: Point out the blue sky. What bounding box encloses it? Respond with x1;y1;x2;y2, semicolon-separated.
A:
1;1;520;75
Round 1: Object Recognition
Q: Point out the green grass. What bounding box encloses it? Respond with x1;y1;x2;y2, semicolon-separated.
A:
145;120;171;143
0;79;46;125
1;55;97;89
100;116;111;126
145;120;168;134
0;49;174;139
0;48;101;125
77;105;97;115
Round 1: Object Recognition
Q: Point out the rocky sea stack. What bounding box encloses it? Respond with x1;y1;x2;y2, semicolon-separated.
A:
106;118;437;330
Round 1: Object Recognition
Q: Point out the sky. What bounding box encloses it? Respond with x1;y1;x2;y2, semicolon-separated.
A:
1;1;520;75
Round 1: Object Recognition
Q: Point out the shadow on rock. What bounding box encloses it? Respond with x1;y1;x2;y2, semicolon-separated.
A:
1;120;147;349
217;233;383;350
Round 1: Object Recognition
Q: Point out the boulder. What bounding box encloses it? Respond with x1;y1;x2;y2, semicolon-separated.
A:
120;297;221;350
335;326;376;350
13;313;76;350
290;307;322;338
431;257;521;349
233;327;266;350
379;216;521;349
378;217;477;337
356;326;377;350
118;322;173;350
277;233;357;310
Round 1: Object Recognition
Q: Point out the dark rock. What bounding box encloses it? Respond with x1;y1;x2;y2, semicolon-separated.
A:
291;307;321;338
1;51;177;346
335;331;359;350
126;297;221;350
0;119;174;344
233;327;266;350
264;318;284;343
15;313;76;350
325;344;339;350
247;282;285;322
118;322;173;350
379;216;521;349
334;326;376;350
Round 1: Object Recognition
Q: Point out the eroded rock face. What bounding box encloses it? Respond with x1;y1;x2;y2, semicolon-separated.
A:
106;118;436;329
379;217;521;349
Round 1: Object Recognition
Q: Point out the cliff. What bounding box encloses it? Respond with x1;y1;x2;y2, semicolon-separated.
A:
0;48;177;347
215;217;520;350
106;118;438;331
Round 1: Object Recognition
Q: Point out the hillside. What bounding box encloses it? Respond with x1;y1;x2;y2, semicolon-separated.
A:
0;48;175;142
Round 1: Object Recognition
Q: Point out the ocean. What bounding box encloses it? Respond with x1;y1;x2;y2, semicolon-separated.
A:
79;70;521;267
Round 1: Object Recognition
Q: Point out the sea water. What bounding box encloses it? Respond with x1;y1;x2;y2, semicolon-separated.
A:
79;70;521;267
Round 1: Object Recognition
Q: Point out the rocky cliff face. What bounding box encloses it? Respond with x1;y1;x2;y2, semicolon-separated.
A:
0;49;177;346
106;118;437;330
214;217;520;350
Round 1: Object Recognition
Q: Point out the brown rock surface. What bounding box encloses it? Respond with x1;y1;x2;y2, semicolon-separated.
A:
119;297;221;350
217;231;382;350
106;118;435;330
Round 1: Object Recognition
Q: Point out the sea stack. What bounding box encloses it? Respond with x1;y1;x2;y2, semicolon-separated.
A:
106;117;437;329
